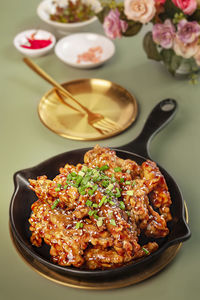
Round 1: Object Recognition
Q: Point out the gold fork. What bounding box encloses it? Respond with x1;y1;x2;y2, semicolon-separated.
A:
23;57;121;135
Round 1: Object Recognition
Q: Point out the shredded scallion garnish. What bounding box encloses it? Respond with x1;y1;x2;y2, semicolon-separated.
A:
119;201;125;210
75;222;84;229
142;247;150;255
86;200;93;207
99;164;109;171
127;190;134;196
110;219;116;226
51;199;60;210
97;217;104;227
114;167;122;172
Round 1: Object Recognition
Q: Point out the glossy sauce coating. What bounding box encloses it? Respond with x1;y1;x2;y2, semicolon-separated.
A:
28;145;172;269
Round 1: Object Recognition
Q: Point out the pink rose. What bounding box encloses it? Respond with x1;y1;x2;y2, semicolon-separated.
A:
152;19;175;49
173;36;199;58
173;19;200;58
172;0;197;15
103;9;128;39
124;0;156;24
177;19;200;44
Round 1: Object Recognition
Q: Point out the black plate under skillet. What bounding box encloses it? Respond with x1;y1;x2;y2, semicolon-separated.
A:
9;99;191;281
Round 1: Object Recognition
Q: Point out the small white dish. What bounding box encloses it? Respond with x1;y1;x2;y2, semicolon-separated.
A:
55;33;115;69
37;0;101;36
13;29;56;57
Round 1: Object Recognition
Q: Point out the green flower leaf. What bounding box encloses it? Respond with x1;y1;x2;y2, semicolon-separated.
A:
96;6;111;23
122;20;142;37
160;49;183;75
143;32;162;61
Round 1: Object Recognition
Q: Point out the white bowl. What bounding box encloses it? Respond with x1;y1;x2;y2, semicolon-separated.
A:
55;33;115;69
13;29;56;57
37;0;101;36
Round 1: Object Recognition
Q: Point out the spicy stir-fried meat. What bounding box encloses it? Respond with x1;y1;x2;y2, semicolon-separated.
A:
28;145;172;269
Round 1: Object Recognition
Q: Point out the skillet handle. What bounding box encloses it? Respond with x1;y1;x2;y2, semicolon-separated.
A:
119;99;178;159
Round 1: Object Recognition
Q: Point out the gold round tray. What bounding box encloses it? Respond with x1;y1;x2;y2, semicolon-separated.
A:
10;201;188;290
38;78;138;141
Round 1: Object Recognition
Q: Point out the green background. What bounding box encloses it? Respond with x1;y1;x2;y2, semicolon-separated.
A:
1;1;199;299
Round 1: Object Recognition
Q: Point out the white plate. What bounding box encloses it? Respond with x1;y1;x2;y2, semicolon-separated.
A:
13;29;56;57
55;33;115;68
37;0;101;35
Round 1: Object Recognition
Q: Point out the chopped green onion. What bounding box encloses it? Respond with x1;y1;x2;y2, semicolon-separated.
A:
93;184;98;191
54;187;60;192
81;166;88;172
97;217;104;227
88;210;94;216
71;171;77;177
67;174;72;181
101;180;109;188
120;178;125;183
92;176;101;182
78;170;85;177
110;219;116;226
125;181;131;185
51;199;60;210
76;175;83;186
88;184;98;195
81;174;91;186
132;180;136;186
76;222;84;229
107;183;114;190
111;174;116;183
88;189;94;196
81;188;88;194
114;167;121;172
85;182;93;188
88;210;98;217
78;187;86;195
92;168;99;174
115;187;121;198
99;165;109;171
126;210;131;216
105;189;113;196
127;190;134;196
93;203;98;208
93;214;99;220
86;200;93;207
92;169;100;177
101;174;110;180
119;201;125;210
142;247;150;255
71;183;78;188
99;196;107;207
110;200;115;205
63;185;68;189
88;210;99;219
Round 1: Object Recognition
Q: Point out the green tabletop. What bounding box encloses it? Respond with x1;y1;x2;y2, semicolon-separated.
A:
1;1;199;299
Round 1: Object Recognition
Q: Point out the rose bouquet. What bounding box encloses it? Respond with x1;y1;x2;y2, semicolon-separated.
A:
97;0;200;79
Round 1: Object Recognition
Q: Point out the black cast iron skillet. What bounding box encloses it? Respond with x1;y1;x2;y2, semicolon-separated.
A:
9;99;191;281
